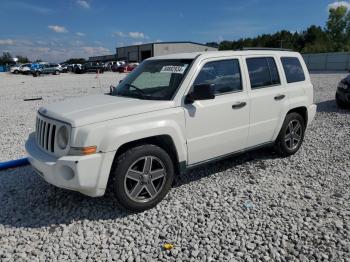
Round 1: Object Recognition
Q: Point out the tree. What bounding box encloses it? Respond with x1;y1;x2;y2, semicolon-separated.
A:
16;55;30;63
205;42;219;48
301;25;331;53
64;58;87;64
0;52;13;65
326;5;350;51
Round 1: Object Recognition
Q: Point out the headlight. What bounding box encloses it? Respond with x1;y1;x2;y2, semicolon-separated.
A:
57;126;69;149
338;82;348;90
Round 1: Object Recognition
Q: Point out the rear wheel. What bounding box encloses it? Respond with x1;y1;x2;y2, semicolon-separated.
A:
112;144;174;211
274;113;305;157
54;70;60;75
14;70;19;74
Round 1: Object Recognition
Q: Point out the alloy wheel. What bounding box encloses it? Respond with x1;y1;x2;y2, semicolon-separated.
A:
124;156;167;203
285;119;302;150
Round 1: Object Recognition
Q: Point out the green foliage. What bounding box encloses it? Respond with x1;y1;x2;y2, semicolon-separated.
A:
64;58;86;64
217;6;350;53
0;52;30;65
326;6;350;51
0;52;13;64
16;55;30;63
205;42;219;48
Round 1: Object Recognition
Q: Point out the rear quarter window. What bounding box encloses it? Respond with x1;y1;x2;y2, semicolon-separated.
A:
281;57;305;83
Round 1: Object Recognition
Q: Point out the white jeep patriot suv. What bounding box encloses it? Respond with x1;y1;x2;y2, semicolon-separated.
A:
26;50;317;211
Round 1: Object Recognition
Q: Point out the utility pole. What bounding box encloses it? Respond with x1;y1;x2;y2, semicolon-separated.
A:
278;39;285;48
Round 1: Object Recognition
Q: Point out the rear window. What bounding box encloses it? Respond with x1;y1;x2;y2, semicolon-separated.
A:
281;57;305;83
246;57;280;89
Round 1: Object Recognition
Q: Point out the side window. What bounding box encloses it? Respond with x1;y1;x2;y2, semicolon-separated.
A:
193;59;242;95
281;57;305;83
246;57;281;89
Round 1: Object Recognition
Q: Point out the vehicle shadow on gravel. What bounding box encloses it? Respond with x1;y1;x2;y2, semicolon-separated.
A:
173;147;277;188
0;167;131;229
316;99;350;113
0;148;276;229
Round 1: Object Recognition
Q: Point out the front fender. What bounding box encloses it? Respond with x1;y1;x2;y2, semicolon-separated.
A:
70;108;187;163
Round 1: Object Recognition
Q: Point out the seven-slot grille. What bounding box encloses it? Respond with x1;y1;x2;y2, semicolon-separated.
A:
36;117;56;153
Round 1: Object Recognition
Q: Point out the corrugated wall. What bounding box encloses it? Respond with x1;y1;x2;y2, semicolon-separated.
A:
302;52;350;71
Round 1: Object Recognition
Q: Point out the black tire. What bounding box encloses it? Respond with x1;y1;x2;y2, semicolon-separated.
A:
336;93;348;109
274;112;305;157
112;144;174;211
14;70;19;74
54;70;60;75
33;71;40;77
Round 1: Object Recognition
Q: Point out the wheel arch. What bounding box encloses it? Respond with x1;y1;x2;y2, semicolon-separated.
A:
286;106;308;127
111;135;182;178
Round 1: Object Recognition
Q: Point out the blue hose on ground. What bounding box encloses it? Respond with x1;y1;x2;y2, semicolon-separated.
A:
0;157;29;171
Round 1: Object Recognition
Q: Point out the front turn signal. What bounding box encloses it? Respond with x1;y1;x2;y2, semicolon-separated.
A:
69;146;97;156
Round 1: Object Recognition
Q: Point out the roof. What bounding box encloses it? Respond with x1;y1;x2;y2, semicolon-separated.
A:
148;50;301;60
116;41;216;49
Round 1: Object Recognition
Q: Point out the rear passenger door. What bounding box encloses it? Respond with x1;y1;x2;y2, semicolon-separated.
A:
245;56;289;148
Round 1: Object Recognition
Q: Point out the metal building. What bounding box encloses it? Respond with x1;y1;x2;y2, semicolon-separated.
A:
116;42;218;62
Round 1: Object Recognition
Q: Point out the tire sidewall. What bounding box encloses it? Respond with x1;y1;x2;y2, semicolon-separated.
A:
277;113;305;155
113;145;174;211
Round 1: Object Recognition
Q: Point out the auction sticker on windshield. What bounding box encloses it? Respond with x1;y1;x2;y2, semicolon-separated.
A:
160;65;188;74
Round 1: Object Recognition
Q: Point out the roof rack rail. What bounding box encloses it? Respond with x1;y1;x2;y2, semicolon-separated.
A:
239;47;293;51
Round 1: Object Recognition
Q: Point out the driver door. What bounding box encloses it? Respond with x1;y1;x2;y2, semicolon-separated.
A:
184;58;250;165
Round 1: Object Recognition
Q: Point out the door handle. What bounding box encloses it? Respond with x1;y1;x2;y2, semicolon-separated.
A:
232;102;247;109
274;94;285;101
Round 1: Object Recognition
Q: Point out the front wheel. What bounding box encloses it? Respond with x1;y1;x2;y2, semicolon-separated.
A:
112;144;174;211
274;113;305;157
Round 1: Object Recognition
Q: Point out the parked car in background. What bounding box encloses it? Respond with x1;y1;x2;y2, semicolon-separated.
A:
115;63;139;73
71;64;84;73
336;75;350;108
81;62;105;73
32;63;62;76
19;63;32;74
10;64;22;74
111;61;127;72
10;63;33;74
67;64;82;73
25;50;316;211
60;64;68;73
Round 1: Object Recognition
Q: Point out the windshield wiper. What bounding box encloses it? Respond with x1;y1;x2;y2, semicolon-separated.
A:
124;83;146;98
116;84;160;100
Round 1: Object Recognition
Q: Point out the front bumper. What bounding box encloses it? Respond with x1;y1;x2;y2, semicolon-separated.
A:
25;133;114;197
307;104;317;126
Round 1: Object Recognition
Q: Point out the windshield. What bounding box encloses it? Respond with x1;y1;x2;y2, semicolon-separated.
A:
112;59;193;100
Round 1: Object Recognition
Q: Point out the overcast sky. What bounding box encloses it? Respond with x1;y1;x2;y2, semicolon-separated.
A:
0;0;344;62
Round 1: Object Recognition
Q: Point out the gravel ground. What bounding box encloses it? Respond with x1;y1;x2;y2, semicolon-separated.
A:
0;72;123;162
0;72;349;261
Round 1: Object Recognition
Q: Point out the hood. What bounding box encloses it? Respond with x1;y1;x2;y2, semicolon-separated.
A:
39;94;176;127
